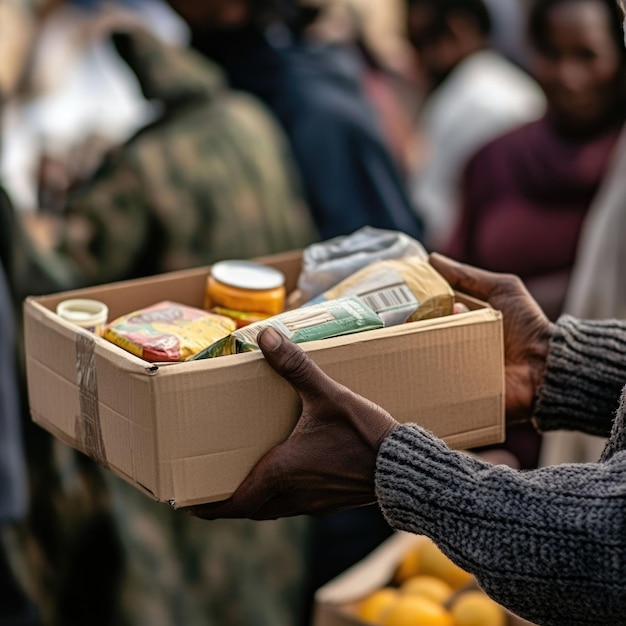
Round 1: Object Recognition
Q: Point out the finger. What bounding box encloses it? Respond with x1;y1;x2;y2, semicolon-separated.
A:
188;448;281;519
257;327;336;399
429;253;504;301
187;497;241;520
187;483;261;520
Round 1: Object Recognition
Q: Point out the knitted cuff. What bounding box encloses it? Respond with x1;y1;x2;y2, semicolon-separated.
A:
376;424;486;544
533;315;626;436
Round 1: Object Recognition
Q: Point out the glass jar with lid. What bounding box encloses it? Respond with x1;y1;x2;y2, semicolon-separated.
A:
205;260;286;316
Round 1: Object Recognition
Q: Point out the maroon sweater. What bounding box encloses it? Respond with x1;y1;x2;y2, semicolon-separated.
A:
445;114;622;319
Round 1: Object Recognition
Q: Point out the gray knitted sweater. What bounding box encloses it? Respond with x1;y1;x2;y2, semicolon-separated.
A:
376;316;626;626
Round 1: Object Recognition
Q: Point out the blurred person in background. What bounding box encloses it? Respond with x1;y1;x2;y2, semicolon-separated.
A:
305;0;421;179
445;0;626;470
0;4;43;624
483;0;531;67
1;0;188;216
330;0;414;77
0;193;39;626
1;181;131;626
166;0;424;241
27;26;317;290
406;0;546;251
5;4;319;626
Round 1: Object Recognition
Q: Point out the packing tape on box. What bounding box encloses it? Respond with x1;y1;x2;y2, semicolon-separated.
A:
75;333;108;468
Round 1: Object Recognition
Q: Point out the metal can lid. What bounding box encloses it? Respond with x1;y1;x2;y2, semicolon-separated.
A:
210;260;285;291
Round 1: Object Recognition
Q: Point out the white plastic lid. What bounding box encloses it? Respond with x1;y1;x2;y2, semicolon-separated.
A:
210;260;285;291
56;299;109;327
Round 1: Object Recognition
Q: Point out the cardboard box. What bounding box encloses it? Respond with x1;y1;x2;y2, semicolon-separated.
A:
24;251;504;509
312;531;537;626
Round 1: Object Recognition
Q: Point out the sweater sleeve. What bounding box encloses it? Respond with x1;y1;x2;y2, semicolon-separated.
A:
376;424;626;625
376;316;626;625
535;313;626;466
533;316;626;436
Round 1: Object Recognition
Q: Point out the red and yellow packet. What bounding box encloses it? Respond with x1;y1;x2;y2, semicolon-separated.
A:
104;301;236;362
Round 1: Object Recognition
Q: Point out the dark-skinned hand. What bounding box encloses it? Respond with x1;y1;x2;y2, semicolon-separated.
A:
189;254;555;521
429;253;554;425
189;326;398;520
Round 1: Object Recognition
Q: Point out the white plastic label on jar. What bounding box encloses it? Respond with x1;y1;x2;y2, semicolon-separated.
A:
56;299;109;336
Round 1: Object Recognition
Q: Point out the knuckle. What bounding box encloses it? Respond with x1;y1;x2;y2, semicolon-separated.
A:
280;346;312;385
496;272;524;295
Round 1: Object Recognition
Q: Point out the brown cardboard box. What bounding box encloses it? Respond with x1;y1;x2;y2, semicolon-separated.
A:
312;531;537;626
24;251;504;509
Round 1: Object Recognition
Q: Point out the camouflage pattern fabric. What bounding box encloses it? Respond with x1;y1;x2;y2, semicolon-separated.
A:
8;26;318;626
55;28;317;287
107;476;310;626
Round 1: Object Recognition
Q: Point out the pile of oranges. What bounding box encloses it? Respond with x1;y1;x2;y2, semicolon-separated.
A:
350;535;506;626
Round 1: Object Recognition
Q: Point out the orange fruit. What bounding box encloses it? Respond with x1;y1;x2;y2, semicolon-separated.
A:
450;590;506;626
400;575;454;604
356;587;400;624
381;594;454;626
394;538;425;583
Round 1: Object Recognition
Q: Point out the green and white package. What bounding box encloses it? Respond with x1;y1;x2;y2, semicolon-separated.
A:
189;296;383;360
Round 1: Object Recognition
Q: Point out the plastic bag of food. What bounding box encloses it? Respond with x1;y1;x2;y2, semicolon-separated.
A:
189;296;383;360
296;226;428;302
104;301;236;362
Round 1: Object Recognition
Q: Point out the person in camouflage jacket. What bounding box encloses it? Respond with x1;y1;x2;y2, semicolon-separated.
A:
14;21;318;626
47;26;317;288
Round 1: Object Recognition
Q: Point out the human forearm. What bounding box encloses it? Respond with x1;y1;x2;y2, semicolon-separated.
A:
376;423;626;625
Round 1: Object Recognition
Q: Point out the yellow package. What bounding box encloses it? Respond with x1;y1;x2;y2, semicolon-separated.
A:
104;301;236;362
308;257;455;326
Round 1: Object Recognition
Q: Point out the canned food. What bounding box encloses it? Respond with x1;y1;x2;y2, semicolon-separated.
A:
205;260;286;316
56;299;109;336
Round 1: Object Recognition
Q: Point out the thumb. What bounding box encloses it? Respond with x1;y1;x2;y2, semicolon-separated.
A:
257;327;332;398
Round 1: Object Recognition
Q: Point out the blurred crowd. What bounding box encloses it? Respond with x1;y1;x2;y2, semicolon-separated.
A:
1;0;625;624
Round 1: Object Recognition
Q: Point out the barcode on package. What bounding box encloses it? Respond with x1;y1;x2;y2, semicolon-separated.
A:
359;284;417;313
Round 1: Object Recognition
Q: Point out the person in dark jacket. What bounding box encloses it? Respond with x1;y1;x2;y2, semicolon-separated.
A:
166;0;424;241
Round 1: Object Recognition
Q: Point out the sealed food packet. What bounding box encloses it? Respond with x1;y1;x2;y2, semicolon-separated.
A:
104;301;236;362
189;296;384;360
297;226;428;302
306;257;455;327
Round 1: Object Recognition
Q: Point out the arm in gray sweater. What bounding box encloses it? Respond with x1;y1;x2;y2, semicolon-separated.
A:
376;316;626;626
